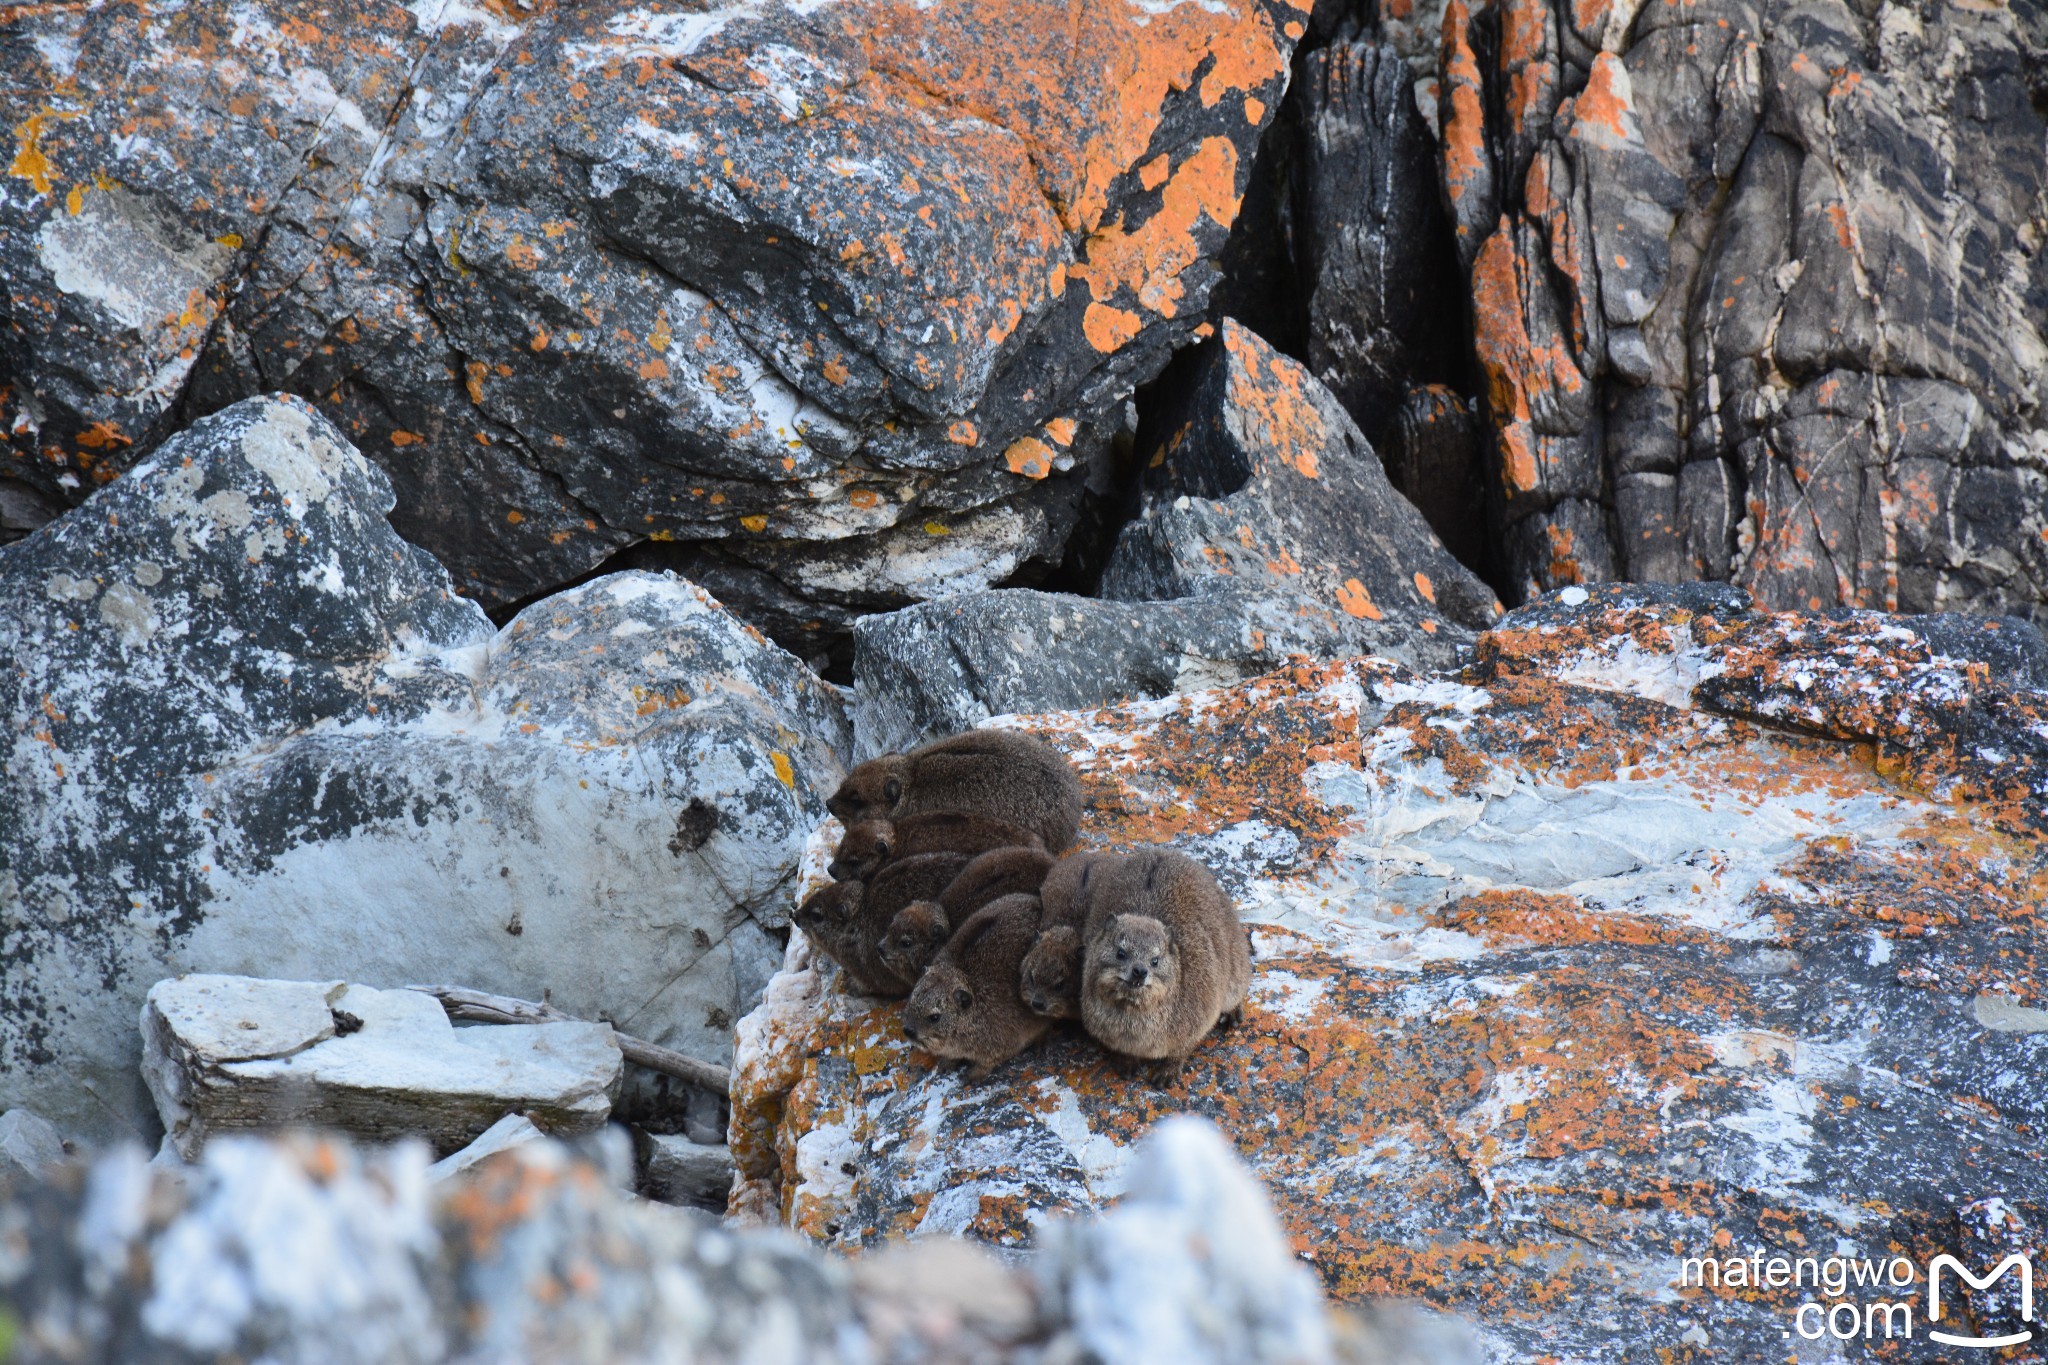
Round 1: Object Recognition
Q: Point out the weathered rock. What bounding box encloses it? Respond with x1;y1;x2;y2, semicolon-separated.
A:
733;593;2048;1359
0;0;1308;663
0;394;850;1144
142;975;623;1160
0;1108;67;1183
636;1132;736;1213
0;1122;1465;1363
1426;0;2048;614
1103;321;1501;639
426;1112;545;1183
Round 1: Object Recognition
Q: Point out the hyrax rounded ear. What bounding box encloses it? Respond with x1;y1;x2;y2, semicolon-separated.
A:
954;986;973;1010
883;775;902;804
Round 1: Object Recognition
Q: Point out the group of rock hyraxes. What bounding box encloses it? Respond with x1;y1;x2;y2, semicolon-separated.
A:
799;730;1253;1083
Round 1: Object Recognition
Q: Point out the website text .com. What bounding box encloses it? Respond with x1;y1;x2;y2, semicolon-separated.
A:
1679;1251;2035;1348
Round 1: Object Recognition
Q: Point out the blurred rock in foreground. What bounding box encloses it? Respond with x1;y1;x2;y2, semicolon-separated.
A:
0;1120;1472;1365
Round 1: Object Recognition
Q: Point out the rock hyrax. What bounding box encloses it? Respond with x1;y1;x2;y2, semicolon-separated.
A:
795;851;970;997
828;810;1046;882
901;892;1052;1081
876;846;1056;983
1020;850;1130;1019
827;729;1083;853
1080;848;1249;1083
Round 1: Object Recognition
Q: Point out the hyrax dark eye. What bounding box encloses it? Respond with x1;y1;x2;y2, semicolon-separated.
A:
1116;947;1129;961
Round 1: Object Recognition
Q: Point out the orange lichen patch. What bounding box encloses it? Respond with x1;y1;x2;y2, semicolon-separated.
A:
1243;95;1266;124
1043;415;1078;446
1413;571;1436;604
1469;227;1586;504
847;488;879;510
772;752;796;789
505;510;524;525
1336;578;1382;620
1544;523;1580;584
1499;0;1556;141
9;109;61;196
1082;301;1143;353
1004;436;1054;479
1071;136;1240;324
1219;323;1331;481
822;356;851;385
1437;887;1718;950
740;514;769;533
442;1154;563;1258
1138;153;1170;191
1438;0;1488;215
946;420;978;446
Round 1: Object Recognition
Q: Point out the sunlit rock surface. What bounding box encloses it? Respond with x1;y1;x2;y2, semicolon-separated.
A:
733;582;2048;1361
0;395;850;1143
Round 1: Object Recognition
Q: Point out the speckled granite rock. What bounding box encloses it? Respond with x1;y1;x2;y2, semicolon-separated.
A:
0;1121;1470;1364
0;395;849;1144
0;0;1308;665
732;584;2048;1360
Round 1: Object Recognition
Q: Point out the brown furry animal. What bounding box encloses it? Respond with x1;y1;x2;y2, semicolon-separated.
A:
827;729;1082;853
900;893;1051;1081
793;851;970;997
875;845;1056;982
828;810;1045;882
1079;848;1249;1083
1023;851;1137;1019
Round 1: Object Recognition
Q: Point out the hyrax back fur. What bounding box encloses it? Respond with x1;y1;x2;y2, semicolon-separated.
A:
1080;848;1249;1081
901;893;1051;1081
795;851;969;997
826;729;1083;853
828;810;1046;882
877;846;1055;982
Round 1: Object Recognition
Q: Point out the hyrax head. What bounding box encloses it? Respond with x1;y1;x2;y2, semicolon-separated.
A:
877;899;949;982
901;961;975;1054
828;818;895;882
794;878;862;939
826;755;909;824
1088;913;1175;1006
1020;925;1083;1019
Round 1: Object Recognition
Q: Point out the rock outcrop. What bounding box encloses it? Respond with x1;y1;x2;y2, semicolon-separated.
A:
733;586;2048;1360
142;975;625;1160
0;0;1309;664
0;1119;1470;1364
0;395;849;1144
1424;0;2048;613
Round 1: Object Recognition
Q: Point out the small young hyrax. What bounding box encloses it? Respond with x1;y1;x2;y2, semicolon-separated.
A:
827;729;1083;853
828;810;1046;882
877;846;1058;984
794;851;970;997
900;893;1052;1081
1080;848;1249;1083
1020;850;1128;1019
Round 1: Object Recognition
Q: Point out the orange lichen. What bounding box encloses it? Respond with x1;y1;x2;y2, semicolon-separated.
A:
1336;578;1382;620
1004;436;1054;479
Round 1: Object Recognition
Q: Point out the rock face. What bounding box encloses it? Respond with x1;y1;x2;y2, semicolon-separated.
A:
0;0;1308;662
1427;0;2048;613
733;586;2048;1360
142;975;624;1160
847;321;1500;752
0;395;850;1144
0;1120;1463;1364
1103;322;1500;639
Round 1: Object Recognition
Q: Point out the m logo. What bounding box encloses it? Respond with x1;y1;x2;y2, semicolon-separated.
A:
1927;1253;2035;1350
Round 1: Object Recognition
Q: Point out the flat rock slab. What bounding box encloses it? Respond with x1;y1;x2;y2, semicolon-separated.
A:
143;975;623;1160
733;585;2048;1361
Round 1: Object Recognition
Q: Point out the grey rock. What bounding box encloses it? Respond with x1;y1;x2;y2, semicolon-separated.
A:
635;1131;736;1212
142;976;623;1160
0;0;1303;666
426;1113;546;1183
0;1108;68;1183
0;395;850;1144
1102;320;1501;635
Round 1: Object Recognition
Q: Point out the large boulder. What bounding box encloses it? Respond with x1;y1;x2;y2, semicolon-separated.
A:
0;1121;1469;1364
0;0;1309;666
847;321;1504;753
1425;0;2048;612
0;395;850;1144
733;587;2048;1360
